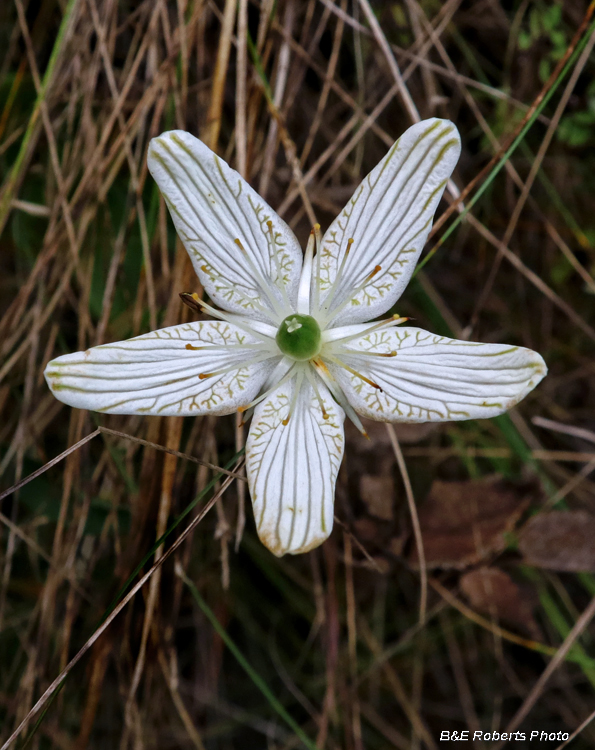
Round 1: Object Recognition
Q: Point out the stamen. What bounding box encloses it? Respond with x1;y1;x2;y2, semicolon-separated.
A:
319;238;354;316
179;293;278;346
185;342;268;352
324;354;383;391
318;258;384;327
304;368;328;420
180;292;202;313
237;363;297;415
313;223;322;314
234;238;287;318
311;358;368;437
199;265;271;316
325;314;409;346
238;410;253;428
336;348;397;358
314;224;321;247
325;265;381;323
198;352;276;380
297;227;316;314
282;368;304;425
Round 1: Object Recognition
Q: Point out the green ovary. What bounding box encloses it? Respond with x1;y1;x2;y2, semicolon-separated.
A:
276;314;322;361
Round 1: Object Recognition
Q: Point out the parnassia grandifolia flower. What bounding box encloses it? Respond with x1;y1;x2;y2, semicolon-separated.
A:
45;119;546;556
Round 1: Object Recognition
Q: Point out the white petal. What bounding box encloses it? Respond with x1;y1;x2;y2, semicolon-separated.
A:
44;322;277;417
246;374;345;556
329;327;546;422
315;119;460;326
148;131;302;323
322;322;379;343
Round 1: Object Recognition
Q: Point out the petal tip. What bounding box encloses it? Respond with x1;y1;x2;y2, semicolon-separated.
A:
257;524;331;557
148;130;193;166
524;350;548;388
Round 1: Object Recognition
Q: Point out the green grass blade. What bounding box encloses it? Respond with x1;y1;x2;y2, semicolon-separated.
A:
415;13;595;273
178;566;319;750
0;0;81;238
103;447;245;619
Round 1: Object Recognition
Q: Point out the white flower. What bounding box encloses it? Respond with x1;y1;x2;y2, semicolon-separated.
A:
44;119;546;557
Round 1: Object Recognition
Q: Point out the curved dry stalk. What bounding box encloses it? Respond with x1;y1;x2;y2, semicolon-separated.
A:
0;426;244;510
386;424;428;625
533;417;595;446
0;429;100;506
496;594;595;747
469;20;595;330
0;468;240;750
98;427;247;480
554;706;595;750
467;214;595;344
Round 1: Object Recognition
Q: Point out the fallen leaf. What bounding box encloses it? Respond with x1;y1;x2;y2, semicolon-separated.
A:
409;476;533;570
360;475;394;520
388;534;407;557
519;510;595;572
460;567;539;636
352;518;381;543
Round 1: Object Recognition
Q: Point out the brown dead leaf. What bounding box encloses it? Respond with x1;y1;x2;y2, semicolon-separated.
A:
409;476;533;570
388;534;407;557
352;518;381;543
519;510;595;572
360;475;394;520
460;567;539;636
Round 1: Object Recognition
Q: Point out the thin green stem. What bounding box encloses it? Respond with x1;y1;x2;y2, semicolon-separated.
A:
415;12;595;273
178;566;319;750
103;447;245;619
0;0;80;238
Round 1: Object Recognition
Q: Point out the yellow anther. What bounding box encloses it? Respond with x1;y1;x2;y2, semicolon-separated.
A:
325;354;383;391
312;357;330;376
367;265;381;280
179;292;203;313
365;350;397;358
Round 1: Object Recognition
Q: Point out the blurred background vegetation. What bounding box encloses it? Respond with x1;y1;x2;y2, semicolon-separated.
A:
1;0;595;747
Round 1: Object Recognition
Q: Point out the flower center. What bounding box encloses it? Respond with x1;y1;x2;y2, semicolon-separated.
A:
276;314;322;361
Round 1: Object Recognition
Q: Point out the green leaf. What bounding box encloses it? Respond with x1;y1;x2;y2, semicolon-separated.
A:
539;57;551;83
550;29;566;49
518;30;532;50
542;4;562;33
179;568;319;750
550;256;574;285
529;8;542;39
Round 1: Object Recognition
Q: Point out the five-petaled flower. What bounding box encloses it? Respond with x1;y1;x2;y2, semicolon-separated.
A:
45;118;546;556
